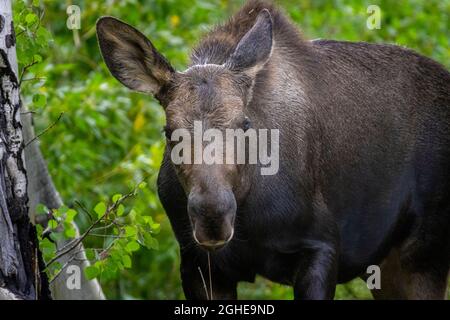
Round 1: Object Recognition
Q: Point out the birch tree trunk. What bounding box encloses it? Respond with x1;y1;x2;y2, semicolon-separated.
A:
0;0;50;300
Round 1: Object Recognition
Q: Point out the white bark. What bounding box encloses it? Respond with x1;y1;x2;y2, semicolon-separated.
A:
0;287;20;300
0;0;17;74
0;0;38;300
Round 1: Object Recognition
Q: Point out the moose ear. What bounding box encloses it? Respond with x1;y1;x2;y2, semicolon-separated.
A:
225;9;273;75
96;17;174;95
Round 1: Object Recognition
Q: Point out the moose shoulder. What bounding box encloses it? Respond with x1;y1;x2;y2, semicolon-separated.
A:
97;0;450;299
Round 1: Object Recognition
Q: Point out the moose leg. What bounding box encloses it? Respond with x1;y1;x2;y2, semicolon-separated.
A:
399;250;449;299
180;254;237;300
394;203;450;299
372;257;449;299
370;245;449;299
293;243;338;300
368;248;409;299
401;268;449;299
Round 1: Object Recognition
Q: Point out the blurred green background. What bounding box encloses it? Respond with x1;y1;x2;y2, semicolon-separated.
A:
16;0;449;299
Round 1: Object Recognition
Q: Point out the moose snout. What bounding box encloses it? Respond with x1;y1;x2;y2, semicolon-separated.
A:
188;189;236;251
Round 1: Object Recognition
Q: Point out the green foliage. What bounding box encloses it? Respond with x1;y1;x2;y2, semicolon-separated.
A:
15;0;449;299
35;186;160;284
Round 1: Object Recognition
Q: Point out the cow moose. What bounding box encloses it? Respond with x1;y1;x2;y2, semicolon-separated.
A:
96;0;450;299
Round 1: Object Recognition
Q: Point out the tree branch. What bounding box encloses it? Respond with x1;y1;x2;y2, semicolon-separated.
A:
25;112;63;148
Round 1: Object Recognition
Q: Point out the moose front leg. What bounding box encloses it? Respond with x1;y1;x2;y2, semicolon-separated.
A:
293;243;339;300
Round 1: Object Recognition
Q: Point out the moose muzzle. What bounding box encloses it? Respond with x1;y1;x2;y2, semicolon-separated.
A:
188;188;236;251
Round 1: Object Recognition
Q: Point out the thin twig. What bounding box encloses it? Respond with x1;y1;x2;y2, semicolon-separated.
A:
48;249;84;285
87;233;127;238
16;29;26;37
46;191;135;267
25;112;64;148
17;8;46;86
20;77;46;82
198;266;210;300
100;238;118;256
89;223;115;232
19;60;38;86
74;200;93;222
208;252;213;300
46;214;105;267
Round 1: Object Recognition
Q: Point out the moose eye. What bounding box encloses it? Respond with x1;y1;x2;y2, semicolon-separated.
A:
163;126;172;140
243;117;251;132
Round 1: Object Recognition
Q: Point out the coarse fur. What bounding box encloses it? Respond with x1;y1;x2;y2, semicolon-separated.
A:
97;0;450;299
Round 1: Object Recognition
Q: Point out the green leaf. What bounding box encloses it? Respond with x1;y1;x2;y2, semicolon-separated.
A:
60;205;69;212
101;267;116;280
25;13;37;25
32;0;40;7
36;203;48;215
117;204;125;216
36;26;52;42
50;232;64;242
65;209;77;223
143;216;153;225
124;226;136;237
112;259;124;270
138;182;147;189
94;202;107;218
33;54;43;63
125;241;140;253
32;94;46;108
48;219;58;229
85;248;95;261
128;209;137;221
143;216;160;230
112;194;122;203
52;206;63;218
122;255;132;268
64;225;76;238
51;261;62;274
39;237;55;249
84;265;99;280
36;224;43;239
152;223;161;232
144;234;159;250
40;238;56;262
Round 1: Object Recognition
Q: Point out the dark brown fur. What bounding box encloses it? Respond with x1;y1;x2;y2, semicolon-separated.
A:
97;0;450;299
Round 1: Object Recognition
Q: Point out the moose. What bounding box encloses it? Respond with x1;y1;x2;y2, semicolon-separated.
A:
96;0;450;299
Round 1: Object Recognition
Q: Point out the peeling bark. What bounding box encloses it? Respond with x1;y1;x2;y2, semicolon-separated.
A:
0;286;19;299
0;48;50;300
0;0;50;300
0;1;17;75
